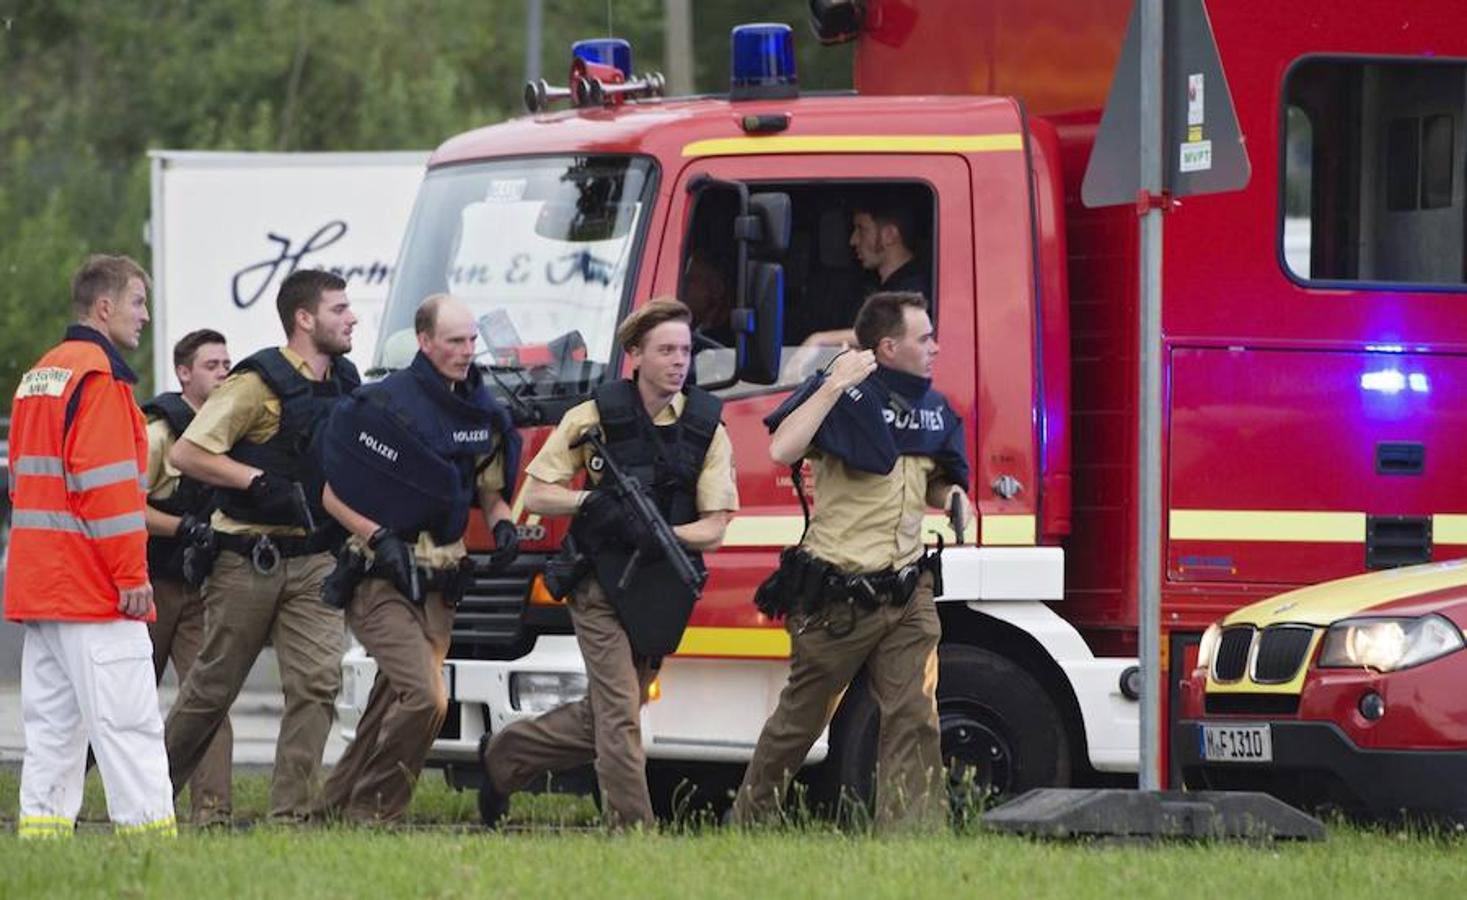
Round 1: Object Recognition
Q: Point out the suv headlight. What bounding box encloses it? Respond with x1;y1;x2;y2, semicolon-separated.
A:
1196;623;1222;672
1317;614;1464;672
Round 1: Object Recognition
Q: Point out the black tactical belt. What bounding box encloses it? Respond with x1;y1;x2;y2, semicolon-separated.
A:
216;532;325;558
217;532;332;576
363;557;475;603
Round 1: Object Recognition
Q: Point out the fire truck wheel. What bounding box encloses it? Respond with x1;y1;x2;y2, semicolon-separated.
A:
821;643;1070;816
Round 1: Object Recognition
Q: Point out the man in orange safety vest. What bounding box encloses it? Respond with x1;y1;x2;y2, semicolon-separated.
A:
5;254;176;838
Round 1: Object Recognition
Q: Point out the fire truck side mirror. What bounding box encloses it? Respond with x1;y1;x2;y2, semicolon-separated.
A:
747;192;792;260
733;261;785;385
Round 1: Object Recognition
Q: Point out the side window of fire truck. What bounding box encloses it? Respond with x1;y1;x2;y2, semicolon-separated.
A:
685;181;936;397
1284;59;1467;288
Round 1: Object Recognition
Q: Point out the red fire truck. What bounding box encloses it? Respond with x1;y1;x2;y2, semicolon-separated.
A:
337;0;1467;811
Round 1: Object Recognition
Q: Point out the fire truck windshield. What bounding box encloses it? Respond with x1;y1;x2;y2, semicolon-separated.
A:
375;155;657;409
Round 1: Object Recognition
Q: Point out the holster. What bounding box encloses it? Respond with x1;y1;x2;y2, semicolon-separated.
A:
181;532;219;590
320;547;368;609
422;557;475;607
754;548;835;620
543;532;592;601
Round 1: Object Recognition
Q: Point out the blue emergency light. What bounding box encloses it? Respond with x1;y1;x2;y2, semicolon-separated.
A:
730;23;798;100
572;38;632;78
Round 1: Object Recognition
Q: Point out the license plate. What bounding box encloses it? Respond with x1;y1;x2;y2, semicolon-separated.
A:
1200;723;1272;762
441;663;456;702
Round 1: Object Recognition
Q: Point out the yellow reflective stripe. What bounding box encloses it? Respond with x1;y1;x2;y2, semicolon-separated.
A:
18;815;74;838
721;514;806;547
115;815;177;836
722;513;1029;548
920;514;979;545
1170;510;1365;543
681;133;1025;158
674;626;790;658
1435;515;1467;545
978;514;1035;546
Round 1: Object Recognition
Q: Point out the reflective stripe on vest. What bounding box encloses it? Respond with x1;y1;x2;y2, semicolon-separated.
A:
12;509;146;539
13;454;142;492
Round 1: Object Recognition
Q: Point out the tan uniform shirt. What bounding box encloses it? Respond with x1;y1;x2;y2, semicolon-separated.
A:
802;450;955;573
144;416;183;504
527;393;739;514
181;346;335;536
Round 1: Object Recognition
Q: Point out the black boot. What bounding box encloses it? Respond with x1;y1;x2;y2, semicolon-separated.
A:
477;732;509;829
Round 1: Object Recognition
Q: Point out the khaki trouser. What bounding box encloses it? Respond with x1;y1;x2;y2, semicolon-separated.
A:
164;549;342;821
149;577;233;826
483;578;657;828
732;572;944;832
318;578;454;823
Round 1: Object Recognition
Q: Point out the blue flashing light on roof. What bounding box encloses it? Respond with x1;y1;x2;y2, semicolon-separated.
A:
572;38;632;78
730;23;799;101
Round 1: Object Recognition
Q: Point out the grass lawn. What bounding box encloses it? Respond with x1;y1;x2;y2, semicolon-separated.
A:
2;771;1465;899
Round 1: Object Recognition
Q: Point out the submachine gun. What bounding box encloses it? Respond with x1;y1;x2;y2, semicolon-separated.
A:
572;426;706;595
545;426;707;661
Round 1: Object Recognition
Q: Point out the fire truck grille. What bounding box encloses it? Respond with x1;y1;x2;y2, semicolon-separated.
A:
1213;626;1254;682
447;552;547;660
1252;626;1316;684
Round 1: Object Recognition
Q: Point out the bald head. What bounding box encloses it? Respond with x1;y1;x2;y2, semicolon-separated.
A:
415;294;479;382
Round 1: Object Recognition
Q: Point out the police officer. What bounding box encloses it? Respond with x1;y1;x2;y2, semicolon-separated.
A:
164;269;360;823
732;291;973;832
7;254;175;838
478;298;738;829
142;328;233;827
314;294;520;825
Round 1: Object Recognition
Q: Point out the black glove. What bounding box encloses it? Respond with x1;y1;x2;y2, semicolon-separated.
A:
487;519;520;572
573;490;626;545
247;472;299;521
369;527;421;605
175;512;212;544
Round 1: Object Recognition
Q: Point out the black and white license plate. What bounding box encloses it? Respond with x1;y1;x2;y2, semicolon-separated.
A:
1200;723;1272;762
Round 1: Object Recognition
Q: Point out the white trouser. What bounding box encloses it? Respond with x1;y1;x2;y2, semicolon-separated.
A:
19;619;176;837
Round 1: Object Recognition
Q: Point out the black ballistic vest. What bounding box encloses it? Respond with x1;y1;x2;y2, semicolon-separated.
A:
217;348;360;527
585;379;722;658
141;392;215;579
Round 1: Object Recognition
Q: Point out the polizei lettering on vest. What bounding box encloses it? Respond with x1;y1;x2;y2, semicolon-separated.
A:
358;431;400;462
452;428;491;443
882;406;946;431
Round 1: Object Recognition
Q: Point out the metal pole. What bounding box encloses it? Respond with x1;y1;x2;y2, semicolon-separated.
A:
525;0;543;85
664;0;695;95
1136;0;1165;792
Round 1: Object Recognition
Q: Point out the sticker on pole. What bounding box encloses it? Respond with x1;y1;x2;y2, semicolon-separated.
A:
1180;140;1213;172
1082;0;1250;207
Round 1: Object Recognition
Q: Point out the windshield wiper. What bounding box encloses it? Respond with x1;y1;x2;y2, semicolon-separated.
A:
476;360;542;426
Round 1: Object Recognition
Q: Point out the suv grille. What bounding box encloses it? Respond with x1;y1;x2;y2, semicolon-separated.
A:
1253;626;1315;683
448;552;547;660
1213;626;1253;681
